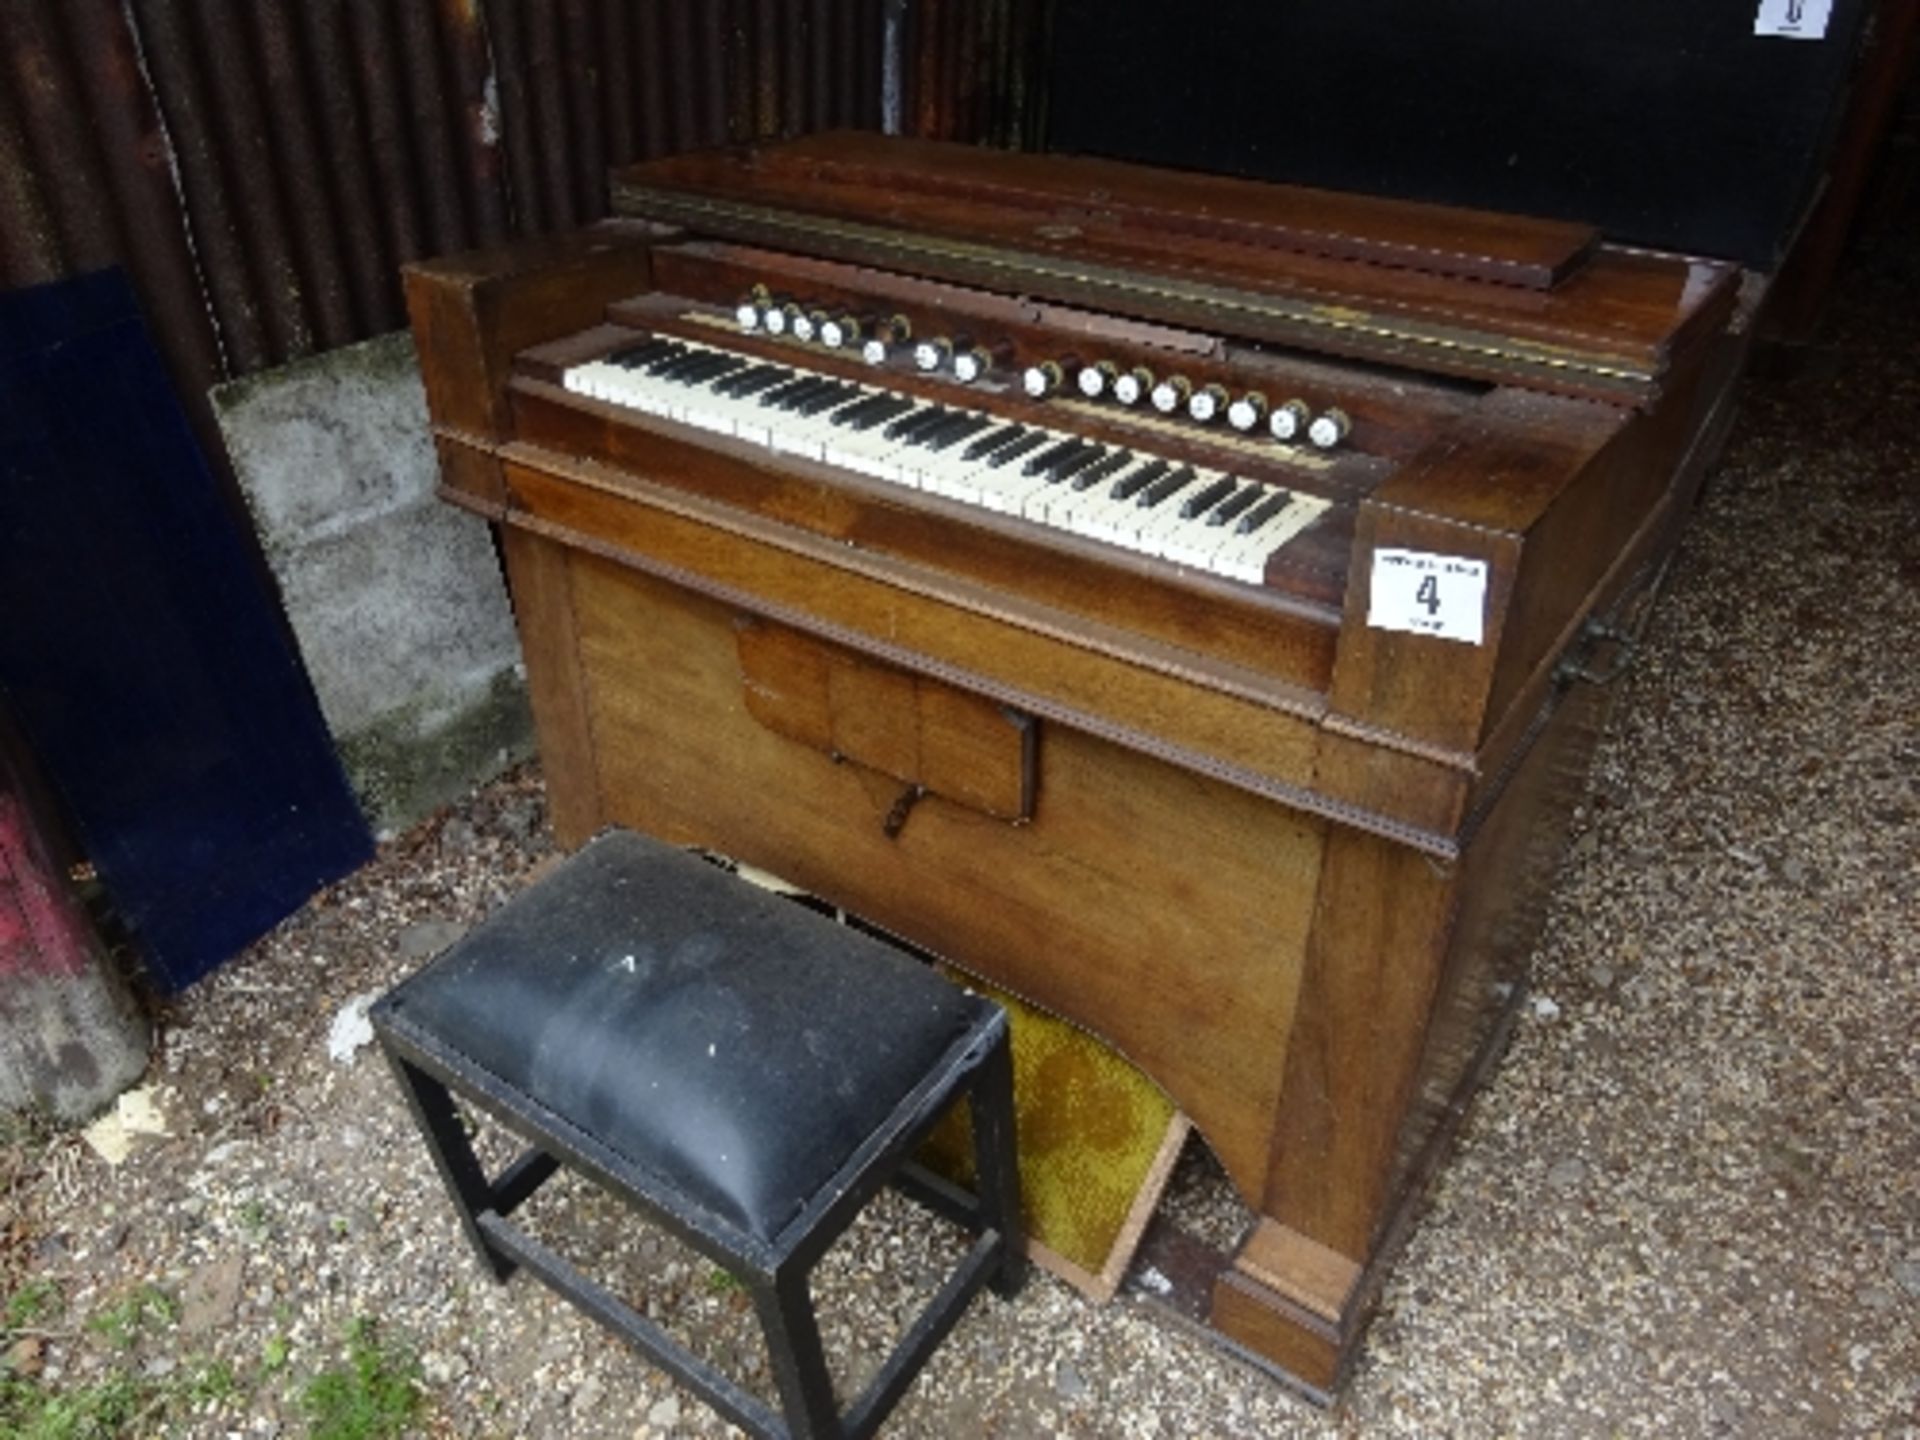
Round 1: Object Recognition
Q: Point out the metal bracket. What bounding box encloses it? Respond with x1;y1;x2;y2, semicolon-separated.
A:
1554;617;1636;688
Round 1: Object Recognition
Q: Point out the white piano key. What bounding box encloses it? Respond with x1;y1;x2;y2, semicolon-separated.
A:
1160;520;1238;570
1207;495;1330;582
1063;464;1160;542
1132;470;1228;559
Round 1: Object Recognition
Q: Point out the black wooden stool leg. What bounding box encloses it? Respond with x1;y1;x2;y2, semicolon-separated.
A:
970;1030;1027;1298
753;1266;843;1440
382;1050;516;1282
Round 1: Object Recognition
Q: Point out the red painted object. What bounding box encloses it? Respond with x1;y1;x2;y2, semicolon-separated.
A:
0;747;147;1121
0;791;92;981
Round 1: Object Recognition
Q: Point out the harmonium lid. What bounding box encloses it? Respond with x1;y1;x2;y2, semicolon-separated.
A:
611;131;1738;404
1044;0;1874;273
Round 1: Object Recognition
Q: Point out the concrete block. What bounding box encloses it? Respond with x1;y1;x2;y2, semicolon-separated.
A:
212;334;531;834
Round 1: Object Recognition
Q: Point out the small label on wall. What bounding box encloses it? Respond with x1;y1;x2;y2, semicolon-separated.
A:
1368;549;1489;645
1754;0;1832;40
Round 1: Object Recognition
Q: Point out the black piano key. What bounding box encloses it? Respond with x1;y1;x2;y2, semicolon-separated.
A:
989;430;1049;467
821;391;887;426
634;350;690;378
907;406;966;437
773;377;842;410
1206;483;1262;526
949;413;998;441
904;407;965;437
651;349;710;379
642;340;698;368
911;414;972;447
784;385;838;414
1235;489;1293;534
828;394;891;425
715;366;791;397
1021;438;1082;476
913;410;982;445
1179;475;1237;519
795;383;861;415
1138;465;1197;507
845;396;917;432
608;339;674;367
700;360;763;390
885;406;951;441
759;376;826;408
1109;458;1169;500
879;405;931;438
920;414;995;452
759;377;816;408
1044;443;1106;483
680;355;744;384
758;372;820;399
1069;450;1133;491
822;392;881;423
961;424;1026;461
618;337;680;363
676;354;737;384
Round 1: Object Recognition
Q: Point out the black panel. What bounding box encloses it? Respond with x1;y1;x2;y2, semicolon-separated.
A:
0;269;371;992
1045;0;1872;267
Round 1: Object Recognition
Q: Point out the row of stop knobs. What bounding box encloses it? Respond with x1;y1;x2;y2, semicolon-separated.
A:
734;291;1352;450
1026;359;1350;449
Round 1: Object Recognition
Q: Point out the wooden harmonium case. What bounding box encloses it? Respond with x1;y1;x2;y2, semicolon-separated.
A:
405;131;1743;1398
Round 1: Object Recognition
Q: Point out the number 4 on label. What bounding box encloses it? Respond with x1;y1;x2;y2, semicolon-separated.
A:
1415;574;1441;616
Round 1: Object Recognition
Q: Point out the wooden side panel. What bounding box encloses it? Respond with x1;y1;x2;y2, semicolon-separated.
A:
1259;829;1458;1258
1211;1275;1345;1395
1324;391;1626;768
433;435;508;519
1383;665;1613;1210
404;223;666;439
1234;1219;1364;1326
557;549;1327;1202
498;529;605;847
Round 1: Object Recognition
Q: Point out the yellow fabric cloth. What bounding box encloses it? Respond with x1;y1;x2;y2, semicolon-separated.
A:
922;972;1184;1296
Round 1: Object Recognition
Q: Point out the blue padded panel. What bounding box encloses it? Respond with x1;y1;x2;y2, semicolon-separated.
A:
378;830;991;1244
0;269;371;992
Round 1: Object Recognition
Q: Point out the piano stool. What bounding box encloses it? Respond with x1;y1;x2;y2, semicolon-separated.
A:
370;829;1026;1440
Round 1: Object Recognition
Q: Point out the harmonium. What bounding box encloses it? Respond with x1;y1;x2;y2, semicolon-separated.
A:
405;131;1742;1396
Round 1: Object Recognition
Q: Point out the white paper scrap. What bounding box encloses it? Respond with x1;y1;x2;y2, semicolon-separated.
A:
82;1084;171;1165
326;992;378;1064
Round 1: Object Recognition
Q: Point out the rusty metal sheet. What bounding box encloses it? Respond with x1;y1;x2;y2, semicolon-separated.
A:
1;0;1035;411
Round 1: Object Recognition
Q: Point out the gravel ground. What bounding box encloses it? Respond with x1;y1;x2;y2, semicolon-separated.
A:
4;224;1917;1439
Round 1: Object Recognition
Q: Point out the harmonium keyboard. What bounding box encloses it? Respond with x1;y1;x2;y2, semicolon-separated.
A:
406;132;1742;1396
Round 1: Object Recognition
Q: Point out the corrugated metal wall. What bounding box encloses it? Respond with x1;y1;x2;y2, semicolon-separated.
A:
0;0;1046;436
905;0;1047;145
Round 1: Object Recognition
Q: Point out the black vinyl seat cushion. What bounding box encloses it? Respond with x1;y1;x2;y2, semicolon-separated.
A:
376;830;990;1245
